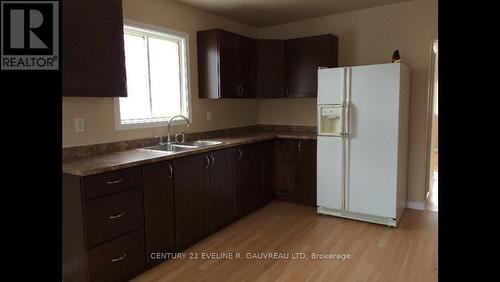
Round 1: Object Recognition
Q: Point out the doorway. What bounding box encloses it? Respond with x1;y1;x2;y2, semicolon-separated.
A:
425;40;438;211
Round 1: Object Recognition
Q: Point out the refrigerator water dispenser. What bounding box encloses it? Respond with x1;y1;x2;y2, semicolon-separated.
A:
318;105;344;136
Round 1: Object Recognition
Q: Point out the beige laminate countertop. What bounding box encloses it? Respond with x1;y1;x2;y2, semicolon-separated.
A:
63;131;316;176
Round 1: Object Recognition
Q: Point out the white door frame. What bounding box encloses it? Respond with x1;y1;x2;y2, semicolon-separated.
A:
424;40;438;199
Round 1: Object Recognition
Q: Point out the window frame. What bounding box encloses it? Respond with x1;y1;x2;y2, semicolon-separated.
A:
114;19;191;131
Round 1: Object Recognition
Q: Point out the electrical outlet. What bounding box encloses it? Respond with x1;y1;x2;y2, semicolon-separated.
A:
75;118;85;133
207;111;212;121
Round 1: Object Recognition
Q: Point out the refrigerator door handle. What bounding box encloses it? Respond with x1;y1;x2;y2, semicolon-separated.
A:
338;67;351;210
343;67;351;137
343;67;352;210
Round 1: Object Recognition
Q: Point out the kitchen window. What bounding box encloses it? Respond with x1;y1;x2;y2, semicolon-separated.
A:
114;21;190;130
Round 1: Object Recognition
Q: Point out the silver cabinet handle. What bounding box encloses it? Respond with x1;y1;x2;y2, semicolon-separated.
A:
298;141;302;151
168;163;173;178
205;156;210;168
111;253;127;262
109;212;126;220
238;148;243;160
106;179;123;185
210;155;215;167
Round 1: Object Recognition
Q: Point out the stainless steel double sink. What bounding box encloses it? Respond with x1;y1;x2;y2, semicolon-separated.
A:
140;140;223;153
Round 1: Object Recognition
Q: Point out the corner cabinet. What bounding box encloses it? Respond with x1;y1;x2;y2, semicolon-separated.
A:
62;0;127;97
198;28;338;99
255;40;286;98
197;29;255;98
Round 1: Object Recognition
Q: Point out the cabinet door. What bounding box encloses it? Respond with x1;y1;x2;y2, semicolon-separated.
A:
296;140;317;206
255;40;285;98
262;140;276;203
208;149;236;232
218;30;237;98
285;35;338;97
236;143;264;216
275;139;297;201
174;154;210;250
62;0;127;97
235;35;255;98
143;162;175;266
197;29;220;99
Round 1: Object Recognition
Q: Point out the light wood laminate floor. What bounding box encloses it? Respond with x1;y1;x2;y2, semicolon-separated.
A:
132;201;438;282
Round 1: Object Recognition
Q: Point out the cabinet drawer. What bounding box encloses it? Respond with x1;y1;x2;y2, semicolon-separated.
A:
84;188;144;247
82;167;142;200
87;229;145;282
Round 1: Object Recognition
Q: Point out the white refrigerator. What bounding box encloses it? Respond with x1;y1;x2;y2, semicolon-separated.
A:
316;63;410;227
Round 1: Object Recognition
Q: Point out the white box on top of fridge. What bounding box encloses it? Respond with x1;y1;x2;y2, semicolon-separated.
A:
317;63;410;227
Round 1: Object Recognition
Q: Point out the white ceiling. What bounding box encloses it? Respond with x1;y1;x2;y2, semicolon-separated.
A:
173;0;413;28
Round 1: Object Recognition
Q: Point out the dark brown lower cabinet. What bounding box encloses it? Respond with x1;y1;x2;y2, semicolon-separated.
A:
174;148;239;251
297;140;317;206
63;138;314;281
143;161;175;266
173;154;210;250
275;139;297;201
263;140;276;203
63;171;145;282
275;139;317;206
87;229;145;282
208;148;237;232
236;142;265;216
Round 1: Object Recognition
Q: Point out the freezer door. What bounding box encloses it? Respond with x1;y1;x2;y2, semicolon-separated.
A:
317;136;344;210
318;68;345;105
347;63;400;218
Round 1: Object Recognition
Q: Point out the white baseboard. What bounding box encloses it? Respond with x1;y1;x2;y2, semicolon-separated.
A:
406;201;425;210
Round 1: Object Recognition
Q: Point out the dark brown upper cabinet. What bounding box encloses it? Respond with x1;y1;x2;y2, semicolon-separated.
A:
255;40;286;98
285;35;338;97
62;0;127;97
198;29;337;99
198;29;255;99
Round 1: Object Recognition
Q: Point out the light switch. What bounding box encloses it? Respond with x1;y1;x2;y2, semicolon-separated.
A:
207;111;212;121
75;118;85;133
